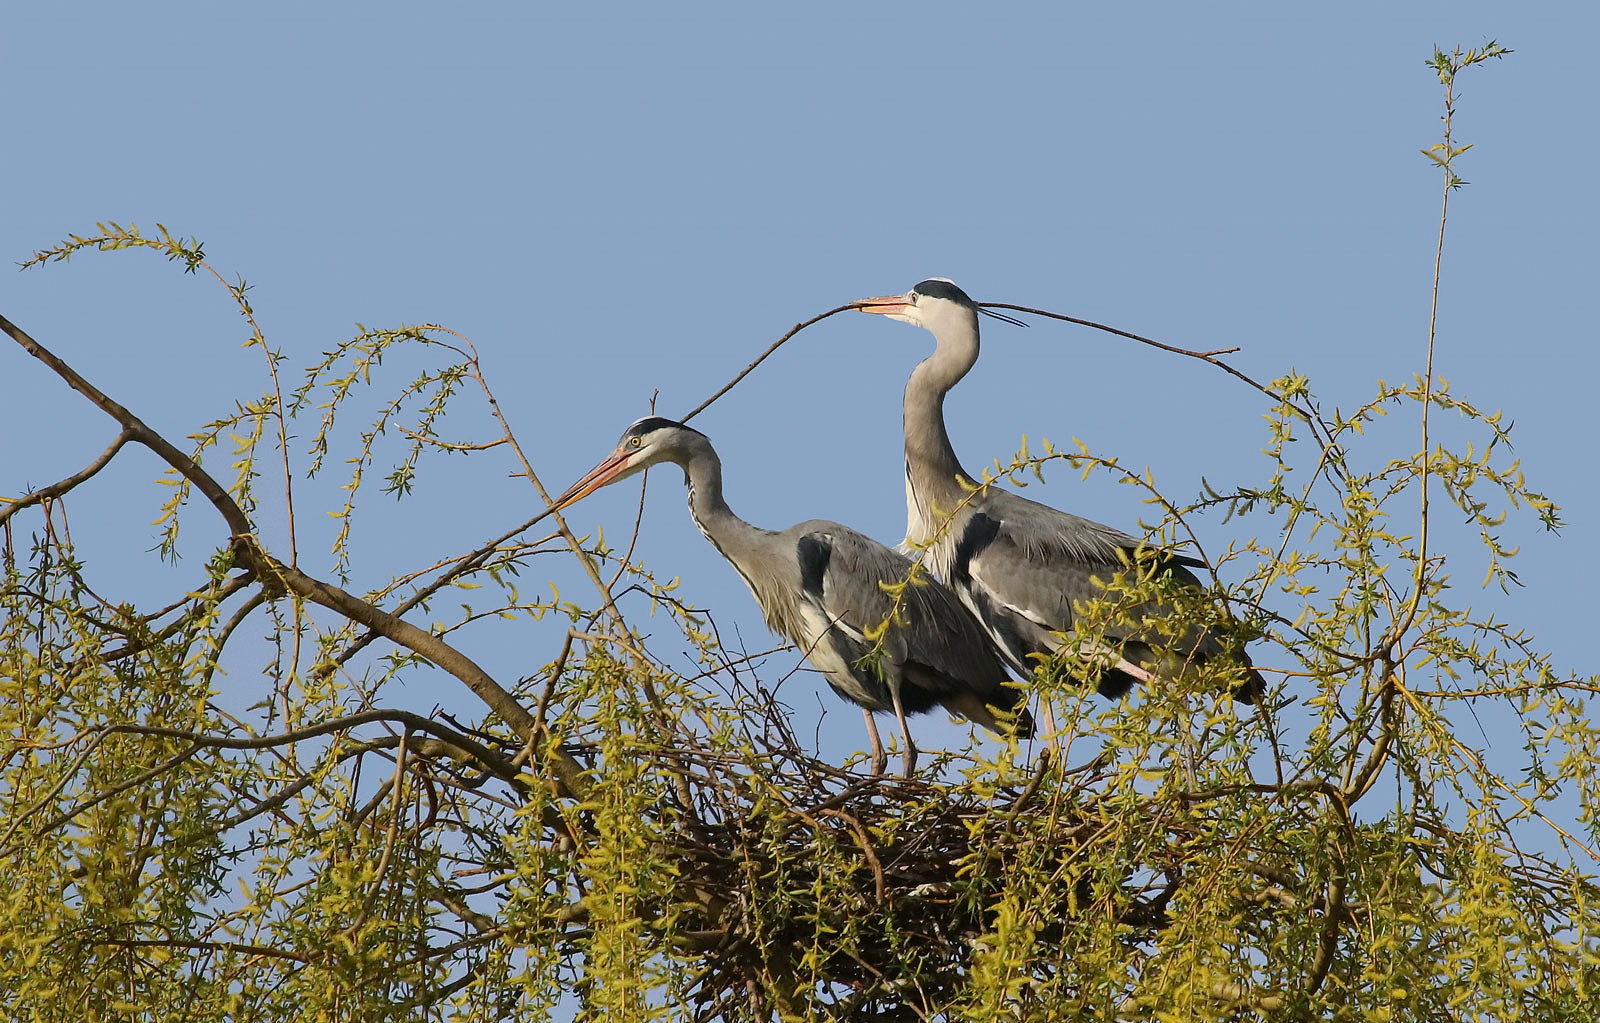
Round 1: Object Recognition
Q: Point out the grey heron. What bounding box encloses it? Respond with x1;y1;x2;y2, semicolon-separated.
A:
853;278;1265;710
551;416;1032;776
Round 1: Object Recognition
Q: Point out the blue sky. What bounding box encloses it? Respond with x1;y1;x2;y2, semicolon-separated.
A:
4;1;1596;771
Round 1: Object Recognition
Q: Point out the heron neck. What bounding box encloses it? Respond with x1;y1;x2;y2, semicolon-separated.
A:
681;450;766;563
903;324;979;503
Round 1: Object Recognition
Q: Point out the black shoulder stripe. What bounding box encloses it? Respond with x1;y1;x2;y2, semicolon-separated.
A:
952;513;1001;586
796;534;832;599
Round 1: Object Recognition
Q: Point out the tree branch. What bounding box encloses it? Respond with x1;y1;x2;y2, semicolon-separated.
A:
1;312;252;537
91;938;310;964
679;305;855;422
977;300;1332;453
0;427;134;526
0;311;588;801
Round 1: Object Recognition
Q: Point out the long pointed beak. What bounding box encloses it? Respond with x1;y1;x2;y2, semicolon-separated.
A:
850;292;913;316
551;447;638;513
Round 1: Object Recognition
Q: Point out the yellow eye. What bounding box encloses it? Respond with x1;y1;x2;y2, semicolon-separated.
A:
628;436;642;448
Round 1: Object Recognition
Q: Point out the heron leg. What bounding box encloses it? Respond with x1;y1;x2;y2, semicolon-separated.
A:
1038;697;1060;754
862;707;888;776
1112;656;1157;687
890;682;918;778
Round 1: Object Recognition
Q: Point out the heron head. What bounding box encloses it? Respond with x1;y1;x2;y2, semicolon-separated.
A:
851;277;970;327
852;278;1024;333
552;417;707;512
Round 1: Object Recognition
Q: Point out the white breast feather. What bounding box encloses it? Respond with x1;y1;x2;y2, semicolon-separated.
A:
794;602;856;681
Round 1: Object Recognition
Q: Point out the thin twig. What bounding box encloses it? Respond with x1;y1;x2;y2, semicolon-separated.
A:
978;301;1332;454
679;305;856;422
350;724;410;937
91;938;309;964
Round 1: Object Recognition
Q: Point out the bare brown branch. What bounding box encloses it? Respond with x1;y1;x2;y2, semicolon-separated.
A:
977;300;1332;452
679;305;856;422
0;427;134;526
0;311;589;800
1;312;252;537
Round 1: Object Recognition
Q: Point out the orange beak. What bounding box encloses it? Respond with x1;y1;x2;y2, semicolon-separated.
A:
551;446;640;513
850;292;913;316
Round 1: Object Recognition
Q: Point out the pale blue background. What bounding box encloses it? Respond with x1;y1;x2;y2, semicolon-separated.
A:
5;3;1596;774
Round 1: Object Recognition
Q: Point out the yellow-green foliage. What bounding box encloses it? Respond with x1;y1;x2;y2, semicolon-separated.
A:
3;42;1596;1023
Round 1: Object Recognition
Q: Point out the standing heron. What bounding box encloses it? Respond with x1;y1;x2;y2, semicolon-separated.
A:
551;416;1032;776
853;278;1264;710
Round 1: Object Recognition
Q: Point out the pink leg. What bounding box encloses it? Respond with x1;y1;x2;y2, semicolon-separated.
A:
862;707;887;776
1039;697;1060;754
891;685;918;778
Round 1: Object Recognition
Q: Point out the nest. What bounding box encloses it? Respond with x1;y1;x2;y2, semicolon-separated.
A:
542;725;1188;1021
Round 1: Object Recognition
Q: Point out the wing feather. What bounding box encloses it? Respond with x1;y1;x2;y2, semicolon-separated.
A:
792;523;1021;717
945;490;1262;699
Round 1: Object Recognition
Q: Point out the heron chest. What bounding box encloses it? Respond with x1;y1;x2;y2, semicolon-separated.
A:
902;465;962;581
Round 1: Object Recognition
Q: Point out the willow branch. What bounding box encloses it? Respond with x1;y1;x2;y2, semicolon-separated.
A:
200;590;268;684
316;528;562;679
0;428;134;526
97;573;257;664
0;312;588;801
1;313;252;536
91;938;310;965
17;742;204;846
103;709;518;773
241;555;592;797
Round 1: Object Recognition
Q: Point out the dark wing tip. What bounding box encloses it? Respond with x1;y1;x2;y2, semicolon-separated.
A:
1009;704;1036;739
1231;663;1268;705
1095;669;1138;700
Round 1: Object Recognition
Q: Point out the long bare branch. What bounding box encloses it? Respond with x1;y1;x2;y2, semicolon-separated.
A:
103;708;520;773
0;311;589;800
679;305;856;422
1;313;252;537
0;427;134;526
978;301;1332;453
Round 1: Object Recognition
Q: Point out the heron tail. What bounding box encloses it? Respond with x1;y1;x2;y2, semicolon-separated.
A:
942;688;1034;740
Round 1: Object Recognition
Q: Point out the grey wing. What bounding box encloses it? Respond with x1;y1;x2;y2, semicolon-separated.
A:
799;523;1015;705
793;523;896;643
954;491;1155;639
954;491;1233;696
983;488;1202;570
